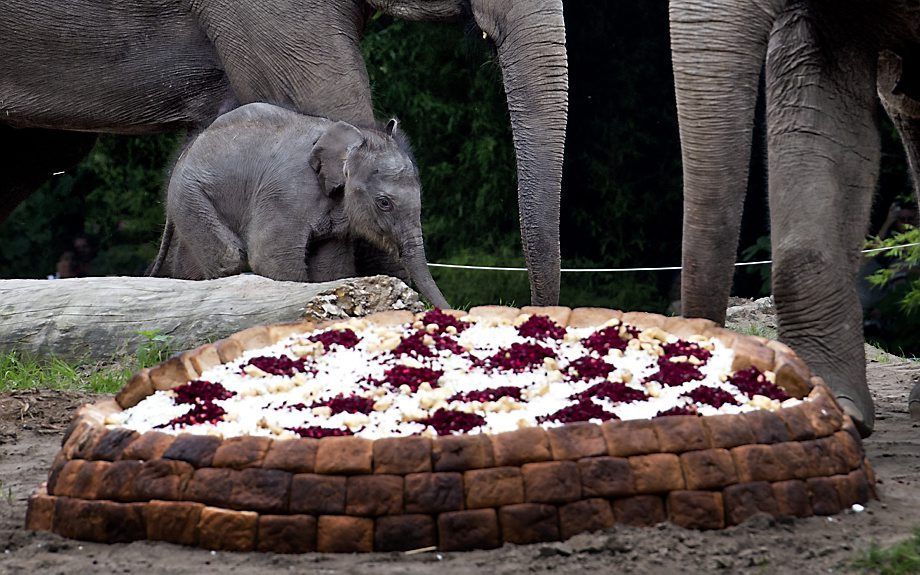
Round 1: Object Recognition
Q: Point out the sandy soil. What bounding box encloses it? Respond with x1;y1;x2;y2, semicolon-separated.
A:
1;349;917;575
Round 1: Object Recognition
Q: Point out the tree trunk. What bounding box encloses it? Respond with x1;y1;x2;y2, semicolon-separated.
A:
0;275;422;360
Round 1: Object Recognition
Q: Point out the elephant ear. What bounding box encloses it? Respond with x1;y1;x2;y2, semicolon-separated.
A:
309;121;365;196
385;118;399;137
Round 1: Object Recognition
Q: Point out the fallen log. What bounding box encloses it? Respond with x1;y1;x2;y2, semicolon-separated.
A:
0;275;422;360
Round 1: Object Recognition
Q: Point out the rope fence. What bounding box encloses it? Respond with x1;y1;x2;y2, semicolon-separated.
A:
427;242;920;273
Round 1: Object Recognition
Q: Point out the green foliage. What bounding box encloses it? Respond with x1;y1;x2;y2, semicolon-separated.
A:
362;3;684;308
0;330;176;394
853;528;920;575
866;226;920;314
362;19;520;260
135;329;175;368
0;133;181;279
863;226;920;356
0;351;128;394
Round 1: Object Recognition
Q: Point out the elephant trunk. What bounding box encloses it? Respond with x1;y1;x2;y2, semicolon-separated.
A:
670;0;784;323
472;0;569;306
400;236;451;310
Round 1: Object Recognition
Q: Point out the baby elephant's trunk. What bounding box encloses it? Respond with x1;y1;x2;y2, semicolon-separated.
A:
400;236;450;309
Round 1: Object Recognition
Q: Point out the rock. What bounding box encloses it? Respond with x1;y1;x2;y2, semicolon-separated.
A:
0;275;424;360
725;296;777;339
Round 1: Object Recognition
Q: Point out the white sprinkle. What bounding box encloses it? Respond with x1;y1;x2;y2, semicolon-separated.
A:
115;318;805;439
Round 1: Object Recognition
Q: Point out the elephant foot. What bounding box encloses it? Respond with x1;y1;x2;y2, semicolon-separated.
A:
836;396;875;438
910;383;920;422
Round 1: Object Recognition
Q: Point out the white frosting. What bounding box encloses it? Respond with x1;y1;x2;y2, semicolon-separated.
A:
111;315;803;440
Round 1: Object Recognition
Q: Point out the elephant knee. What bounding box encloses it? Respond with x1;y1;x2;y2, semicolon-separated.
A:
772;244;842;309
773;242;865;331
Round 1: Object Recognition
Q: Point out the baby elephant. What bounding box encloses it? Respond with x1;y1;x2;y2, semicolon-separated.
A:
149;102;449;309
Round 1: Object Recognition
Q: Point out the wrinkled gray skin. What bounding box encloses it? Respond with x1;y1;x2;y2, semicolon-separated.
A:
148;103;449;310
670;0;920;434
0;0;568;306
878;51;920;423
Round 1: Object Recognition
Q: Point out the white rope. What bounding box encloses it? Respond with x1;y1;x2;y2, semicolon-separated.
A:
427;242;920;273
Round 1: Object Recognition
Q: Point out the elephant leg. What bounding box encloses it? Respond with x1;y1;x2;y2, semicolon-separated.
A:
245;220;309;283
765;8;879;435
0;126;97;223
670;0;785;324
170;192;245;279
307;237;356;283
167;236;205;279
878;50;920;213
353;239;410;285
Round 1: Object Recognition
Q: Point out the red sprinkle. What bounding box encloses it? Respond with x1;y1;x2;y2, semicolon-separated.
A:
172;380;235;404
379;365;443;392
575;381;647;404
581;325;638;355
646;359;704;387
161;380;235;428
157;401;227;428
392;331;434;358
565;356;614;382
449;386;523;403
312;394;376;415
245;355;311;377
730;367;790;401
661;340;712;363
421;309;470;333
287;426;354;438
421;409;486;435
684;386;738;408
655;405;699;417
538;400;618;424
309;329;360;350
486;342;555;372
517;315;566;341
433;333;467;355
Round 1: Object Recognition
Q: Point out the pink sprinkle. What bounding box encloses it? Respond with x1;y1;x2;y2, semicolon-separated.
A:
312;394;376;415
661;340;712;362
565;356;614;382
421;409;486;435
646;359;704;387
172;380;235;404
157;401;227;428
308;329;360;350
486;342;555;372
575;381;647;404
421;309;470;333
245;355;312;377
684;386;738;408
730;367;790;401
378;365;443;392
655;405;699;417
517;315;566;341
433;333;467;355
449;386;523;403
392;331;434;358
581;325;638;355
287;426;354;438
538;400;618;424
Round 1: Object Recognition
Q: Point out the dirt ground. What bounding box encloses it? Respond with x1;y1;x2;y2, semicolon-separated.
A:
1;348;917;574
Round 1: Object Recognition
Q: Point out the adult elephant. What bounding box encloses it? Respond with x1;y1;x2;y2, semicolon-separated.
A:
669;0;920;434
0;0;568;305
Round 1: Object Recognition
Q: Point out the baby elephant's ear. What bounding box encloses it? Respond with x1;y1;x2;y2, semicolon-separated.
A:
385;118;399;136
309;121;365;196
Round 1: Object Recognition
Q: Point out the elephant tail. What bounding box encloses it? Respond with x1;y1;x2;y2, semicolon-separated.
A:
147;217;175;277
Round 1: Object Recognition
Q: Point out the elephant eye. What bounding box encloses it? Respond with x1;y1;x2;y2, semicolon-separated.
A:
375;196;394;212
